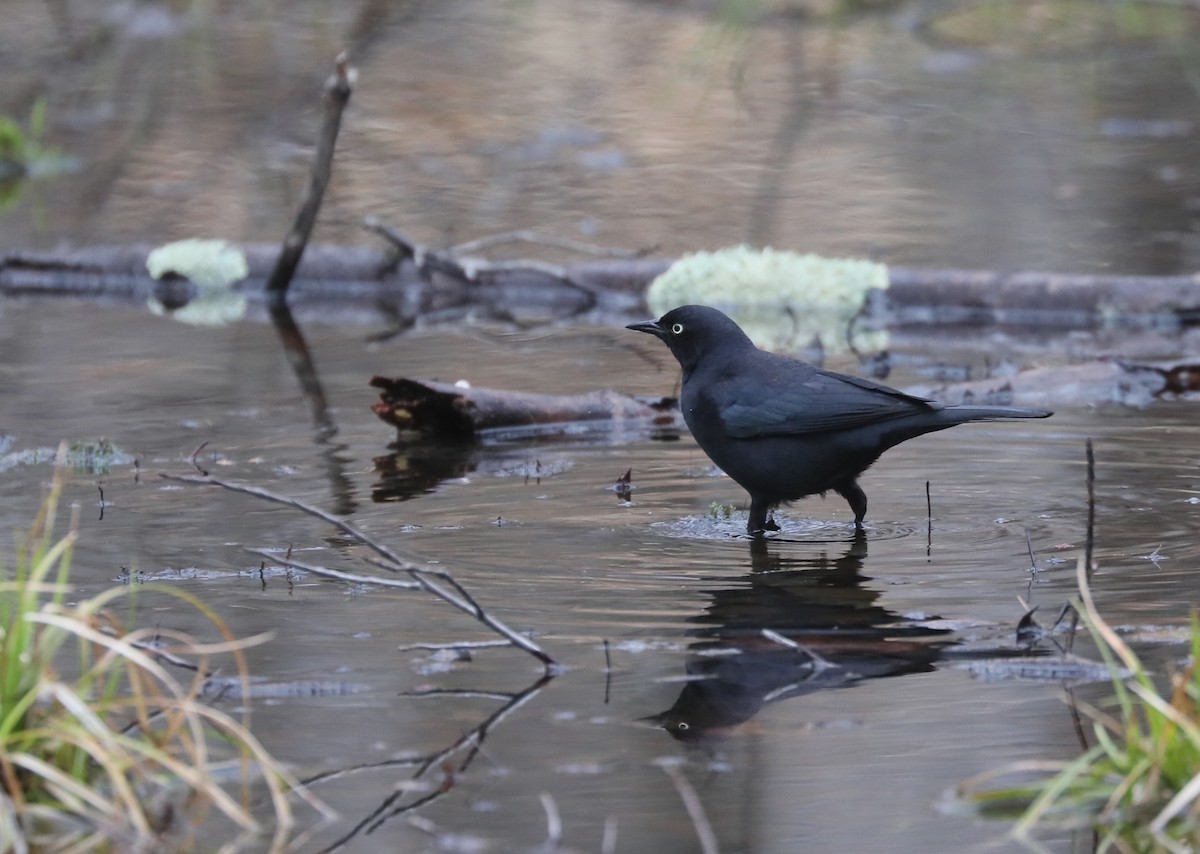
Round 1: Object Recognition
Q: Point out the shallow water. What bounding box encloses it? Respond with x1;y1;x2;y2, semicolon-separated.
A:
2;300;1197;852
5;1;1200;850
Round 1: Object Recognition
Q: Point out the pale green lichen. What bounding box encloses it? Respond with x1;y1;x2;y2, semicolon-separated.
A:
146;239;249;325
646;246;889;354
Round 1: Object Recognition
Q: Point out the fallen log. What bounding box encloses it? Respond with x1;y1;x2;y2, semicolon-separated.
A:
372;358;1200;443
369;376;685;441
6;240;1200;330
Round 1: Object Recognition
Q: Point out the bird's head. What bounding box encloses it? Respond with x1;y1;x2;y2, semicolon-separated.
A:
626;304;755;373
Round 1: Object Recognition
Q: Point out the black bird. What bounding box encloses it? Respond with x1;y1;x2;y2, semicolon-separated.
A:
627;304;1052;535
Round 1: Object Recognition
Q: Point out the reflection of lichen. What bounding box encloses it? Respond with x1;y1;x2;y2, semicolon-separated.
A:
146;239;249;325
647;246;889;355
65;439;136;474
0;439;136;475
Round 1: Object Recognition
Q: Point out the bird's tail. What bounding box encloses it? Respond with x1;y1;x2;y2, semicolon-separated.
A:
941;405;1053;422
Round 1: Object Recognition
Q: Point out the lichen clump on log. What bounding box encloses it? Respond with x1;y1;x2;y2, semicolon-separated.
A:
646;246;889;355
146;238;249;325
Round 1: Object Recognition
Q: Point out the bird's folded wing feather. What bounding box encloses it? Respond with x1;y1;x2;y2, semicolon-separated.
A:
713;365;940;438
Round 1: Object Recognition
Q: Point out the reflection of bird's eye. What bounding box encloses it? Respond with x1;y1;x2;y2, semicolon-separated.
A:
676;721;689;730
671;323;684;335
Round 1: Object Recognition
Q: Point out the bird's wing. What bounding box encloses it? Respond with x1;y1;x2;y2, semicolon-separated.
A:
713;363;941;438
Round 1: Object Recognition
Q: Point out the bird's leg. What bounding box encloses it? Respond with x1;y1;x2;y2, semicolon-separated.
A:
834;480;868;529
747;499;779;536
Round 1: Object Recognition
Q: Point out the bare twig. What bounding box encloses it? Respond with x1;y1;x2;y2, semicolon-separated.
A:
364;218;604;306
1065;439;1096;653
601;816;618;854
395;640;512;652
925;479;932;556
244;549;420;590
162;472;557;669
188;441;210;476
304;671;550;817
656;760;719;854
266;53;356;299
451;229;653;259
400;688;516;700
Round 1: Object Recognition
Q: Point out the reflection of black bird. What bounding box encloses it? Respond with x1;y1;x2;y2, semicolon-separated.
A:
645;533;949;744
627;305;1052;535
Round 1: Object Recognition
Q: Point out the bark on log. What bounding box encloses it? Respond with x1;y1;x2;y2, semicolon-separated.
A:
369;376;684;440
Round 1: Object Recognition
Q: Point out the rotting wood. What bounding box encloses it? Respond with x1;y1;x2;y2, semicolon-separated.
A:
369;376;685;440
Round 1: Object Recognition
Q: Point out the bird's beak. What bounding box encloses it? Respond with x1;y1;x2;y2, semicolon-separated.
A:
626;319;665;339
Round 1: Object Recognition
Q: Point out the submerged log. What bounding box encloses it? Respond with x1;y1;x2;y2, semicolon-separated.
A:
369;376;685;440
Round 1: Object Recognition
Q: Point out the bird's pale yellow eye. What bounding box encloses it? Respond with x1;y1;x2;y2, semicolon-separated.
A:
671;323;684;335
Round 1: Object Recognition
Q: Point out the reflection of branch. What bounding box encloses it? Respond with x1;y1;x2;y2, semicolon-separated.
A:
265;53;356;300
244;549;419;590
312;674;553;852
162;473;557;670
267;300;357;515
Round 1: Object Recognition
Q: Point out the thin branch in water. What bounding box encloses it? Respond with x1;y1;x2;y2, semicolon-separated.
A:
1085;437;1095;581
400;688;517;700
304;673;549;845
540;792;562;847
245;548;420;591
164;472;557;669
395;640;512;652
451;229;651;259
601;816;618;854
656;759;719;854
603;638;612;705
925;479;932;557
188;441;210;476
1066;439;1096;653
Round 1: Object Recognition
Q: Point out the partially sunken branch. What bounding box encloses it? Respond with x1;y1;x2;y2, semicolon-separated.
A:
265;53;357;300
161;472;557;670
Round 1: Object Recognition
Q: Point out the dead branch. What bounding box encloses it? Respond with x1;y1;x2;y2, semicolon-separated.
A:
312;674;553;852
450;229;654;259
162;472;557;670
244;549;419;590
265;53;357;300
370;376;684;440
364;218;610;309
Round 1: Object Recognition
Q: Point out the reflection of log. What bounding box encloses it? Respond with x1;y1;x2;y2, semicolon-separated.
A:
369;376;684;440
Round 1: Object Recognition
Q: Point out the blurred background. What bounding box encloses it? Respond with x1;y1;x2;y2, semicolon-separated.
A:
3;0;1199;274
